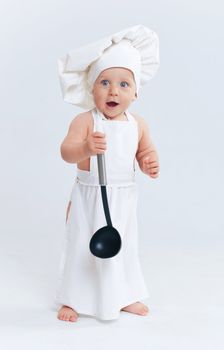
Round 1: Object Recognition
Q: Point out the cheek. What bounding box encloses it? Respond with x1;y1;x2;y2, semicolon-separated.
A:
97;90;107;99
93;90;106;105
123;90;134;99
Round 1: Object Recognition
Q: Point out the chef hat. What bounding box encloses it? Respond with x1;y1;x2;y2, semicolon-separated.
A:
87;39;142;94
58;24;160;110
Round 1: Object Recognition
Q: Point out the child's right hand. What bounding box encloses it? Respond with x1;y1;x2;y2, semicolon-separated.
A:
85;131;107;156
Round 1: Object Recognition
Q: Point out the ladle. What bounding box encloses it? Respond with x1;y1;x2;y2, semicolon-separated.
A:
89;153;122;259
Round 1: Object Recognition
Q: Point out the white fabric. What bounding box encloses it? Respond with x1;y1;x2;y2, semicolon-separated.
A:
87;39;141;93
54;108;149;320
58;24;160;109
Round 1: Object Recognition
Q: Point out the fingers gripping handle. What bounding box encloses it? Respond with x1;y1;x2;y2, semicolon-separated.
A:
95;116;107;186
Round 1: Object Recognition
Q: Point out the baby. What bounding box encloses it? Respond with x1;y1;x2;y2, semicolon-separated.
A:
55;25;160;322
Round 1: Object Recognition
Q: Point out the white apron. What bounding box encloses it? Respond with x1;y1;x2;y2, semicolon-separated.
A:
54;107;149;320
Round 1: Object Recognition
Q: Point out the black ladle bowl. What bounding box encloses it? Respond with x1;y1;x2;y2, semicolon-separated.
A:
89;221;121;259
89;154;122;259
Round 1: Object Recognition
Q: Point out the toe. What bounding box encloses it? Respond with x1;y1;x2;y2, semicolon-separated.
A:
141;307;149;315
69;315;77;322
57;309;63;320
59;312;64;320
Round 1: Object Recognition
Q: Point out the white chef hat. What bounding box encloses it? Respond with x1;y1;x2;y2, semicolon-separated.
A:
58;24;160;110
87;39;142;94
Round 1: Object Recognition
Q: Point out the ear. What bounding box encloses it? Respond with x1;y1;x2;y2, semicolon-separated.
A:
133;92;137;101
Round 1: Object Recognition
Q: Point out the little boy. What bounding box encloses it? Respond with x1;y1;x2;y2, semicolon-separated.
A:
55;24;160;322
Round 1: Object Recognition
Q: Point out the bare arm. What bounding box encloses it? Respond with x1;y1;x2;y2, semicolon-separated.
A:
60;113;90;163
135;115;160;178
60;112;106;163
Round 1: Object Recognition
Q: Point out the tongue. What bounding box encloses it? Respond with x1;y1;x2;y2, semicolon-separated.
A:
107;102;118;107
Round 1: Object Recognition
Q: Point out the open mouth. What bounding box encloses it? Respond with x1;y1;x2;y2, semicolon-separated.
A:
106;101;119;107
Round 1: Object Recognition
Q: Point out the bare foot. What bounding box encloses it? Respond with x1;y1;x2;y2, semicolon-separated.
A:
121;302;149;316
57;305;79;322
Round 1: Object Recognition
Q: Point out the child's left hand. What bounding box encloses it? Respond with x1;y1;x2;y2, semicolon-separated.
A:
141;153;160;178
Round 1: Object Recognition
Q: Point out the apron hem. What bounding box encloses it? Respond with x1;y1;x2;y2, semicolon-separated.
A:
53;293;150;321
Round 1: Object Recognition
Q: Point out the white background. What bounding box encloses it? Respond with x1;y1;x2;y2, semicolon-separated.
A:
0;0;223;348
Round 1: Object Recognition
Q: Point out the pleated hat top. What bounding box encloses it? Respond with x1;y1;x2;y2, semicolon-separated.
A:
58;24;160;109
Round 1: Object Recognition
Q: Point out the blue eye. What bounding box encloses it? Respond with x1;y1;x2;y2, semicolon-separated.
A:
101;79;109;86
120;81;129;87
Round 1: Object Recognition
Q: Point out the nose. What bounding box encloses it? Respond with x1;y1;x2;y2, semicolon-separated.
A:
109;84;118;96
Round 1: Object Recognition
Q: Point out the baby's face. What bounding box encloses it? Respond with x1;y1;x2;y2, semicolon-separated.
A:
92;67;137;119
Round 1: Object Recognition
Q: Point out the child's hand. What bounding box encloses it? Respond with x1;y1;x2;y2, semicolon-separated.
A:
85;131;107;156
141;153;160;178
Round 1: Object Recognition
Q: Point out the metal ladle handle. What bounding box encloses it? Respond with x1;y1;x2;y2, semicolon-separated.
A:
97;153;112;226
97;154;107;185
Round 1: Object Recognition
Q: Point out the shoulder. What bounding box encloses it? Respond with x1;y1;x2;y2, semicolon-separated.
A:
70;110;93;125
69;110;93;135
130;112;149;142
131;112;148;126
